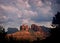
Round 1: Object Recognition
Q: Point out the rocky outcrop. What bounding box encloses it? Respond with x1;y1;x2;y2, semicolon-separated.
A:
5;24;50;41
20;24;29;31
31;24;44;32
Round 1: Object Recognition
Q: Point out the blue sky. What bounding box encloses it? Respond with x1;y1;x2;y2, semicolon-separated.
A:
0;0;60;30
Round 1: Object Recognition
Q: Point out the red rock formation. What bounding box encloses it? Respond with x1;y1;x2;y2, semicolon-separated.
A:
31;24;49;39
20;24;29;31
31;24;43;32
5;31;49;41
6;31;37;41
5;24;50;41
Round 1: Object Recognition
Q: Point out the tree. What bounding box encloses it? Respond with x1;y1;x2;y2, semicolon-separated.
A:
52;12;60;28
0;25;6;39
51;12;60;42
0;26;4;33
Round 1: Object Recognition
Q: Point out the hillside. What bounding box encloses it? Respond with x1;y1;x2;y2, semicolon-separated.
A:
6;24;50;41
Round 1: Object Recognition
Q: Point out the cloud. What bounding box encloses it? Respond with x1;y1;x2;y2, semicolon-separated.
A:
0;0;38;28
29;0;53;22
0;0;60;29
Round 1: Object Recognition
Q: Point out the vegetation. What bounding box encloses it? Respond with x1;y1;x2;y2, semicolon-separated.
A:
52;12;60;28
0;26;7;43
51;12;60;42
41;12;60;43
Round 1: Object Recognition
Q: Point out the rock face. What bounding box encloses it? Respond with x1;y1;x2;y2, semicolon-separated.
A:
40;26;50;33
31;24;44;32
20;24;29;31
6;31;47;41
6;24;50;41
6;31;36;41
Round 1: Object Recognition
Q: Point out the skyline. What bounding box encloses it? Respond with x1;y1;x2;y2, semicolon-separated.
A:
0;0;60;30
